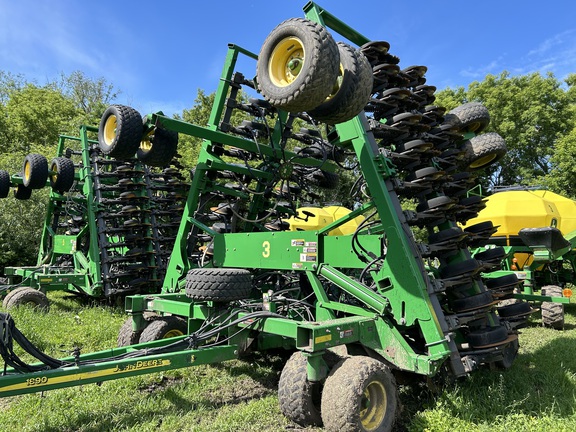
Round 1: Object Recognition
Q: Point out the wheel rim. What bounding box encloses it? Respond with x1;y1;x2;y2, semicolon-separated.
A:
469;153;497;169
24;160;31;182
50;162;58;184
323;63;344;101
140;130;154;154
103;114;118;146
360;380;387;431
269;36;305;87
164;329;184;338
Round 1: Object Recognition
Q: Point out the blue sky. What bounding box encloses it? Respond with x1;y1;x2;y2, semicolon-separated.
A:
1;0;575;117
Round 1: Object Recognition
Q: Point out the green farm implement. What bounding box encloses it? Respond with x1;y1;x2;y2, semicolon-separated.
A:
0;124;187;309
467;188;575;329
0;2;518;430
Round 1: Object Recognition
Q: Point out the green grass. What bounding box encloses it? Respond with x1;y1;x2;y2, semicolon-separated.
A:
1;292;576;431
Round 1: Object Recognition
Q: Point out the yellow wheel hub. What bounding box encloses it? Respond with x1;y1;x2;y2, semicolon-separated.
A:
103;114;118;145
269;36;305;87
360;380;387;431
50;163;58;183
469;153;496;169
24;161;31;181
140;130;154;154
164;329;184;339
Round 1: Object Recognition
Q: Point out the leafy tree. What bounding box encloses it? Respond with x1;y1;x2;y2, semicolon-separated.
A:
435;72;572;188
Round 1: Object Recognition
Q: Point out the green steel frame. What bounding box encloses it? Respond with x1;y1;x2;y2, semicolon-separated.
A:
0;1;516;400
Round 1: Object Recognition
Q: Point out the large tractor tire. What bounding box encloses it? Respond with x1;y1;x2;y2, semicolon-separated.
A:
448;102;490;133
0;170;10;198
460;132;506;171
256;18;339;113
98;104;143;159
185;268;252;302
49;157;75;192
137;124;179;167
321;356;397;432
2;287;49;311
22;153;48;189
278;350;344;427
308;42;373;124
541;285;564;330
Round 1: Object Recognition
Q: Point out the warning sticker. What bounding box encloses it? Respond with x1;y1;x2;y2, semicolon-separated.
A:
292;263;304;269
291;239;305;247
300;253;317;262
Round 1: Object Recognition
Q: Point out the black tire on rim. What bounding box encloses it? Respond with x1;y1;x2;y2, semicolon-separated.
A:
256;18;340;112
49;157;75;192
22;153;48;189
185;268;252;302
460;132;507;171
2;287;49;311
278;350;343;427
541;285;564;330
448;102;490;133
321;356;397;432
138;316;188;343
307;42;373;124
137;123;179;167
98;105;143;159
0;170;10;198
117;312;159;346
14;184;32;200
466;325;508;348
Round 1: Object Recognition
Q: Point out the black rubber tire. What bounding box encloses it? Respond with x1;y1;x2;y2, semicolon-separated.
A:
185;268;252;302
2;287;49;311
428;226;465;245
98;105;143;159
466;325;508;348
0;170;10;198
49;157;75;192
138;316;188;343
117;312;158;346
278;350;344;427
308;42;373;124
448;102;490;133
137;124;179;167
474;246;506;264
464;220;494;234
256;18;340;112
541;285;564;330
497;301;532;318
13;184;32;200
22;153;48;189
451;290;494;312
439;258;480;278
484;274;521;291
461;132;507;171
321;356;397;432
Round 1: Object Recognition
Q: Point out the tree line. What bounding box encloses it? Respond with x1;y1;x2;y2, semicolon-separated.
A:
0;69;575;270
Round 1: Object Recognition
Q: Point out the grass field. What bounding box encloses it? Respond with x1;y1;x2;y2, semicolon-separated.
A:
0;291;575;432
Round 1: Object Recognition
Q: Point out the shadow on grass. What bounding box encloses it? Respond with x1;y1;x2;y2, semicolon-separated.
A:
398;333;576;431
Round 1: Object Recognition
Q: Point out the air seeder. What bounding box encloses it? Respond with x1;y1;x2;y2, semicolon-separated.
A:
0;123;186;309
0;3;519;430
467;188;575;330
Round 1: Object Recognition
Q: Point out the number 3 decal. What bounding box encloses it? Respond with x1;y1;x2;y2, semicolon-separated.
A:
262;241;271;258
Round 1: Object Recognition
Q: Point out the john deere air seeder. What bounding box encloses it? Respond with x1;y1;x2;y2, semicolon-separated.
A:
0;123;187;309
0;3;519;430
467;188;576;330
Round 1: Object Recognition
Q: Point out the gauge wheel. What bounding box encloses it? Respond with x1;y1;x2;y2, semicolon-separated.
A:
256;18;340;112
321;355;397;432
98;104;143;159
460;132;507;171
22;153;48;189
0;170;10;198
137;121;179;167
308;42;373;124
49;157;75;192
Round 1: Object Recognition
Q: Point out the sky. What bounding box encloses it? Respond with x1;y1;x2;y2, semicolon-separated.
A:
0;0;575;117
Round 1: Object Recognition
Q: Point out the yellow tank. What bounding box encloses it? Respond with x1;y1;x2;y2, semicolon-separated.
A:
287;206;364;235
464;190;576;241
